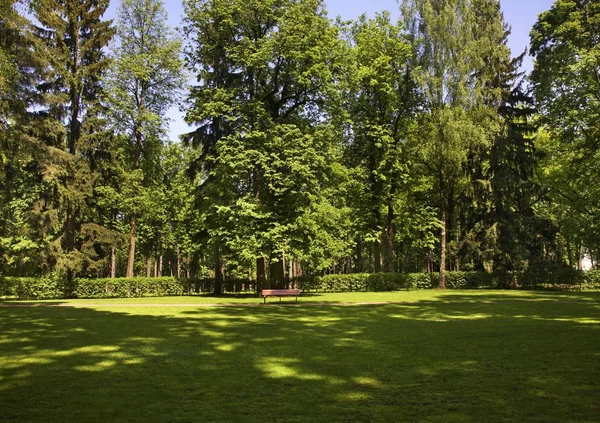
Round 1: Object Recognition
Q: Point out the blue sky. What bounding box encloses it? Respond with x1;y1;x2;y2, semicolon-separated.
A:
105;0;556;141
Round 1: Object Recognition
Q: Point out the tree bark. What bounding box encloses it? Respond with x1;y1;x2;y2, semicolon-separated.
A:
440;178;447;289
126;215;136;277
356;240;362;273
110;246;116;279
158;253;163;277
256;257;266;292
374;239;382;273
214;244;223;295
385;201;394;272
270;259;285;289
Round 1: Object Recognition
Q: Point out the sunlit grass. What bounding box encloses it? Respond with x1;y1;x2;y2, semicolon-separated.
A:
5;288;599;306
1;291;599;422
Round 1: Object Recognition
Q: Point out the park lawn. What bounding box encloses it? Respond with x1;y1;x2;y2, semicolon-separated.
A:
5;288;600;305
1;291;599;422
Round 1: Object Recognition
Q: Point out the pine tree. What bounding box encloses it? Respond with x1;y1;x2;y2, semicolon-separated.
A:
30;0;113;287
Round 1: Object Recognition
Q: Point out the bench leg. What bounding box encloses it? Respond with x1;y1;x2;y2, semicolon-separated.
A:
279;296;282;304
264;296;266;304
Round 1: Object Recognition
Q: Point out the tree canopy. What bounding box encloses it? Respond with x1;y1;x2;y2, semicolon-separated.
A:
1;0;598;286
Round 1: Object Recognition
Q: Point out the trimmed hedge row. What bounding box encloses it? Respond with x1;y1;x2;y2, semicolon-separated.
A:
296;272;493;292
2;270;599;299
0;276;254;299
0;275;65;300
296;270;600;292
75;277;186;298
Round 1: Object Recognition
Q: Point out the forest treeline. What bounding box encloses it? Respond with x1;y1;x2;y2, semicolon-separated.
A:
0;0;598;292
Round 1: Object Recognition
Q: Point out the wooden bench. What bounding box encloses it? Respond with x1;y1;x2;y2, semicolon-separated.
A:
261;289;300;304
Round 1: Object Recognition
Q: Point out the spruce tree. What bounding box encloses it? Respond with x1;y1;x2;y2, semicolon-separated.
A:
31;0;113;286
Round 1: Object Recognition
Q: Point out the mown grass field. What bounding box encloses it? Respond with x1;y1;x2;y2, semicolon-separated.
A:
1;290;599;422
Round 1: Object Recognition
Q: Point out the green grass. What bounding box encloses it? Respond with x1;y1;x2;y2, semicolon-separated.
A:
1;290;599;422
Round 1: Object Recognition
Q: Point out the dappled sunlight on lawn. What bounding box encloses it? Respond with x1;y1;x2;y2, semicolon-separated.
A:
0;292;599;422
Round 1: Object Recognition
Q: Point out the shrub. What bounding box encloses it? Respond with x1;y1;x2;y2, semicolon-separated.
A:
0;276;19;297
74;277;186;298
406;273;434;290
519;267;586;289
583;270;600;290
11;274;65;300
296;273;433;292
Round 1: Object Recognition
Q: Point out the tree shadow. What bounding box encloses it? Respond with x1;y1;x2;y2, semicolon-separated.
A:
0;293;599;422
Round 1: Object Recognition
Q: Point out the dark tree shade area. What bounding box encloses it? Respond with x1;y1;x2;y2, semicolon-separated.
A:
1;0;598;292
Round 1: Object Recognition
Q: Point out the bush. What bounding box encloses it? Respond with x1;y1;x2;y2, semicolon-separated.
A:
406;273;434;290
583;270;600;290
75;277;186;298
7;274;65;300
0;276;20;297
297;273;434;292
519;268;586;289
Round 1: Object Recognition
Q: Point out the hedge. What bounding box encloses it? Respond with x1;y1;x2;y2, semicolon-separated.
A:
296;273;432;292
75;277;186;298
2;270;599;299
296;270;600;292
0;274;65;300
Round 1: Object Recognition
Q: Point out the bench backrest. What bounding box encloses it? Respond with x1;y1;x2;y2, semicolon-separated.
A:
261;289;300;296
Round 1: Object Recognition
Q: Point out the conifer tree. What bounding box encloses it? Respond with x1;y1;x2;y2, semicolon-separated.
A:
30;0;113;286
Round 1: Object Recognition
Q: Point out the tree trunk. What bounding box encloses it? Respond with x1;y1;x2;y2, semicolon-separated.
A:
256;257;266;292
374;238;382;273
385;202;394;272
126;215;136;278
440;179;447;289
110;246;116;279
356;240;362;273
270;259;285;289
176;248;181;279
248;265;253;292
146;255;151;278
214;244;223;295
158;253;163;277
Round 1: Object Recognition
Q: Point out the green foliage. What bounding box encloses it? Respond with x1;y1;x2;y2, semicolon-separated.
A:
530;0;600;269
74;277;185;298
298;272;424;291
0;274;65;300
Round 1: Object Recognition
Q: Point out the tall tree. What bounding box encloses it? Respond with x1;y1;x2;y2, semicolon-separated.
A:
31;0;113;287
530;0;600;267
104;0;183;277
344;12;415;273
184;0;347;291
401;0;506;287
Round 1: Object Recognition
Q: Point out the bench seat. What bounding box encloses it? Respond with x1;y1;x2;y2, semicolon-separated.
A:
261;289;300;304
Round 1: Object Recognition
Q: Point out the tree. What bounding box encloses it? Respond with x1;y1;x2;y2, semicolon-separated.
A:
30;0;113;287
530;0;600;267
344;12;415;273
401;0;507;287
104;0;183;277
183;0;348;291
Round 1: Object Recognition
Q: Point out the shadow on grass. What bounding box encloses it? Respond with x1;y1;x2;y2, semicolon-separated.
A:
0;293;599;422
